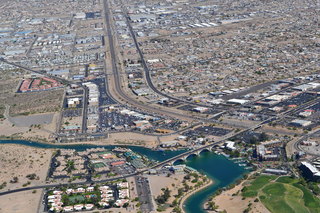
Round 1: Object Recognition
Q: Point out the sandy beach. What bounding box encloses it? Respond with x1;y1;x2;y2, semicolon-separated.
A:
211;179;270;213
149;174;186;200
148;174;186;213
180;178;213;213
148;173;213;213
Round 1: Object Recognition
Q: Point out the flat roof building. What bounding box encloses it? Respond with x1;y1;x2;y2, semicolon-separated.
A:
300;161;320;181
290;119;312;127
227;99;249;105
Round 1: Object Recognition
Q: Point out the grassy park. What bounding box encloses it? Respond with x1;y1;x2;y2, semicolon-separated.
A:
242;175;320;213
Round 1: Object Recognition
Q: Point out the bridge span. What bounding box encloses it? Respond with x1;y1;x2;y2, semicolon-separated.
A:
149;118;271;169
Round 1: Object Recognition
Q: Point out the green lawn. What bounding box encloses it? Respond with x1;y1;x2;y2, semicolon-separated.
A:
242;175;276;197
276;176;296;184
69;195;85;203
93;162;106;168
293;183;320;213
242;175;320;213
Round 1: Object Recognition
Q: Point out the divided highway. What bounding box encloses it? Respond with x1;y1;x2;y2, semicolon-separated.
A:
102;0;208;122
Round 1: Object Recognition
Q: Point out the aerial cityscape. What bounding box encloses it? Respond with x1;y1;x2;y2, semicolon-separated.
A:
0;0;319;213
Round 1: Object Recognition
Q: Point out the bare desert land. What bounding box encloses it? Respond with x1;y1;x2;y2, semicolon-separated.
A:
0;144;53;191
0;190;43;213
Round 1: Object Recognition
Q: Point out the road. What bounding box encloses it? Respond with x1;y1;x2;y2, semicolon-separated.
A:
120;4;225;110
0;59;72;85
0;100;315;197
0;172;139;196
290;128;320;157
102;0;211;122
81;86;89;133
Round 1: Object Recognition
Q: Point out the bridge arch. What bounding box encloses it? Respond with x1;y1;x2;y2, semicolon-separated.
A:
185;153;198;160
199;148;211;154
172;158;185;165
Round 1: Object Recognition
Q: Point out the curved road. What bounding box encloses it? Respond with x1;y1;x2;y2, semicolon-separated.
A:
120;4;227;110
102;0;211;122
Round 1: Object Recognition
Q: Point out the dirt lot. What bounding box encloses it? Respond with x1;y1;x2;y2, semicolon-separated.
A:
0;144;53;192
0;73;21;117
7;89;64;116
0;190;43;213
0;70;64;116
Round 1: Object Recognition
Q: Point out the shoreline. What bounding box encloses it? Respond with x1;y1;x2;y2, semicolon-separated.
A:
0;138;157;149
179;178;213;213
202;171;255;212
0;137;185;151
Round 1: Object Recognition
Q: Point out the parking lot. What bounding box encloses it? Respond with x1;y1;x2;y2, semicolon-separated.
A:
135;176;154;213
62;109;82;117
276;92;316;107
150;120;182;131
112;164;136;175
99;110;136;129
183;126;232;137
90;78;117;106
177;105;222;115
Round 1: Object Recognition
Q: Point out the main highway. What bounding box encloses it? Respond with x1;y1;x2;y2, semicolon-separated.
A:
102;0;212;122
1;0;319;200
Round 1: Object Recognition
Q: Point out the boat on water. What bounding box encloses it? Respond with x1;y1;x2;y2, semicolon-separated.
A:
231;157;245;161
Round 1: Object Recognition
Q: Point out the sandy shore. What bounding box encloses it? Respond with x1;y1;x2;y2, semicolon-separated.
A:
0;128;187;150
0;134;189;153
180;179;213;213
210;179;270;213
148;174;187;213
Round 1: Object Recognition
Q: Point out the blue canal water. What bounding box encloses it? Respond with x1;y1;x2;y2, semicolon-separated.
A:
0;140;185;162
182;152;245;213
0;140;246;212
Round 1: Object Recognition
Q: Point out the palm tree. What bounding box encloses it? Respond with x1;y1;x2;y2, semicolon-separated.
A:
207;201;218;210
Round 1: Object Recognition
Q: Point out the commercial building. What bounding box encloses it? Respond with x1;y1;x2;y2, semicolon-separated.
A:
300;161;320;181
160;141;180;148
256;144;280;161
224;141;236;150
290;119;312;127
263;168;288;175
227;99;249;105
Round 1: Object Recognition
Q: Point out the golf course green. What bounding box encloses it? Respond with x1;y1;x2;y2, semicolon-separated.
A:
242;175;320;213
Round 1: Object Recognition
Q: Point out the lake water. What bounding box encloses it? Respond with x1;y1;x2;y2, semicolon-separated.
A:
182;152;245;213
